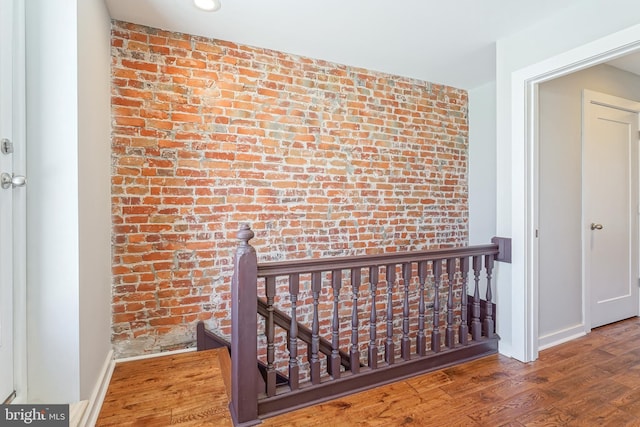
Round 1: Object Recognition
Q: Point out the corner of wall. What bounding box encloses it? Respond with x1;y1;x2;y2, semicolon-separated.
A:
468;82;497;246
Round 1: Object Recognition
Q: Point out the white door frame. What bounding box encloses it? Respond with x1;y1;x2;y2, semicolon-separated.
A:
6;0;27;403
511;24;640;362
0;0;14;401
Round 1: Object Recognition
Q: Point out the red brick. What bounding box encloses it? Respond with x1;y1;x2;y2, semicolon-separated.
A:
110;21;469;358
121;59;157;73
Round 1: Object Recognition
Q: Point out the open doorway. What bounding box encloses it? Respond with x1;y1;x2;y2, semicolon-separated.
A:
507;27;640;361
537;65;640;349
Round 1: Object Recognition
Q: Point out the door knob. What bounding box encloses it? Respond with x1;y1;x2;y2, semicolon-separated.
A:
590;223;603;230
1;172;26;189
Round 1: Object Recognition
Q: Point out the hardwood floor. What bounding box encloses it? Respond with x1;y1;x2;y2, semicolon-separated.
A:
97;318;640;426
96;348;233;426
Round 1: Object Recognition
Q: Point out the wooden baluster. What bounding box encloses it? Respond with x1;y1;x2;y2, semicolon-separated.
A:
368;266;379;369
230;224;258;424
350;268;361;374
265;276;277;396
458;256;470;345
484;254;495;338
330;269;342;379
310;271;322;385
288;274;300;390
385;264;396;364
417;261;427;356
401;262;412;360
431;259;442;353
471;255;482;341
445;258;456;348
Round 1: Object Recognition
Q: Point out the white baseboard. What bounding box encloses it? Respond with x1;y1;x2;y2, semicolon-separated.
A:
538;324;586;351
70;400;88;427
79;349;115;427
115;347;196;364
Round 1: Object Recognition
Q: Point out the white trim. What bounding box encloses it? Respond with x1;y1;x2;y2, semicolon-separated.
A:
79;349;115;427
584;89;640;113
511;23;640;362
526;75;538;362
11;0;27;403
538;324;586;350
70;400;88;427
581;89;590;335
115;347;196;364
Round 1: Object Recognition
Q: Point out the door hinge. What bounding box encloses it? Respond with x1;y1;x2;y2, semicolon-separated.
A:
1;138;13;155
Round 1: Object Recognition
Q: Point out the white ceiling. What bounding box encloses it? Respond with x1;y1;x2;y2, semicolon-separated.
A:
105;0;640;89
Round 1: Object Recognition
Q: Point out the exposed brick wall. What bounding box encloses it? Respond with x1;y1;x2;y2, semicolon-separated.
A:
110;21;469;357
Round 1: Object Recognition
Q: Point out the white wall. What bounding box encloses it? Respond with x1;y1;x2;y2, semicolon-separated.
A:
25;0;112;403
26;0;80;403
495;0;640;361
538;64;640;346
468;82;496;245
78;0;113;400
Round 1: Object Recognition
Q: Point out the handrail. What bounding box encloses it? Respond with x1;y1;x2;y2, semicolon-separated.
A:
257;244;500;276
197;321;230;350
257;298;355;371
196;321;289;387
230;223;511;426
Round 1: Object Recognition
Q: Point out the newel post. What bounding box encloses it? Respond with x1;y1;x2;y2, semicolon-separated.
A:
230;224;260;426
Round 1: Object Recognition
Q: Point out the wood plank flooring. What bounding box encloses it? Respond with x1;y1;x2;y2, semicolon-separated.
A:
97;318;640;426
96;348;232;426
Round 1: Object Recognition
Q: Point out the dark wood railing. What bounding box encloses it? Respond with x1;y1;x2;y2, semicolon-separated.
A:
256;299;356;373
227;224;511;426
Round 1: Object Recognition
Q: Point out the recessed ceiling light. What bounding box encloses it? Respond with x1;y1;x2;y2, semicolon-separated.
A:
194;0;221;12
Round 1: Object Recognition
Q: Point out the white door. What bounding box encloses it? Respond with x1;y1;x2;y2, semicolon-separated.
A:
0;0;15;402
583;90;640;329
